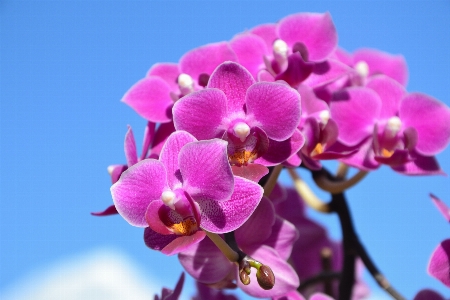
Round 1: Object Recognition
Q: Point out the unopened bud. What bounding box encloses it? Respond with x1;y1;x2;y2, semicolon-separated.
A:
256;265;275;290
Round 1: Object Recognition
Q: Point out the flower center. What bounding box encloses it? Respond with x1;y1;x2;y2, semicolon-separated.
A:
177;73;195;95
354;61;369;78
161;190;176;210
311;142;324;157
233;122;251;142
385;116;402;139
170;216;198;236
318;110;330;125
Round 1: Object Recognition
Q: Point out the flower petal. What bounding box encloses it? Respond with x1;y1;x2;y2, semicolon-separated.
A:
179;42;237;83
304;59;353;88
150;121;176;158
250;23;278;50
147;63;180;92
400;93;450;155
414;289;445;300
91;205;118;216
159;131;197;189
145;200;174;235
180;139;234;202
263;217;299;260
207;61;255;114
178;237;234;284
353;48;408;86
231;164;269;183
275;53;314;87
330;87;381;146
366;75;405;119
391;151;445;176
141;122;156;160
122;76;173;123
108;164;128;184
173;88;228;140
144;227;178;251
255;130;305;166
430;194;450;222
246;82;301;141
124;126;138;166
111;159;168;227
197;176;263;233
278;12;337;62
161;230;206;256
230;33;269;80
428;239;450;287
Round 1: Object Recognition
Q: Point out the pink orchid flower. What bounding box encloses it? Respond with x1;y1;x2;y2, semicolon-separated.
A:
111;131;263;255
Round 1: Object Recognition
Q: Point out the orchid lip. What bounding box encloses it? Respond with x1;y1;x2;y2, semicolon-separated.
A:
354;60;369;78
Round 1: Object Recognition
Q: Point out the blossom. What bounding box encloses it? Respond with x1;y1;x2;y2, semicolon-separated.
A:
122;42;237;122
111;130;263;255
173;61;304;172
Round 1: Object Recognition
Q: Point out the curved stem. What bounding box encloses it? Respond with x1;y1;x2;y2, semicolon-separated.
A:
336;163;349;180
288;168;330;213
204;230;239;262
263;164;283;197
314;169;368;194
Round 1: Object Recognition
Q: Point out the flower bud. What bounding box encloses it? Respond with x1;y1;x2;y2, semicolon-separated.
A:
239;270;250;285
256;264;275;290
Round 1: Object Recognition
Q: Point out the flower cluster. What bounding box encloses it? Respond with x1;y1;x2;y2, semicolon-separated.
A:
94;11;450;300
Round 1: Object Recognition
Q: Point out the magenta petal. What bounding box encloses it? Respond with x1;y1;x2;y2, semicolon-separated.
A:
330;87;381;146
91;205;118;216
141;122;156;160
430;194;450;222
256;129;305;166
161;230;206;256
278;12;337;62
179;139;234;202
235;197;275;247
391;151;444;176
250;23;278;50
178;237;234;284
275;53;314;86
145;200;174;235
108;164;127;184
150;121;175;158
428;239;450;287
366;75;405;119
208;61;255;114
179;42;237;82
238;245;300;298
304;59;353;88
159;131;197;189
231;164;269;183
165;273;185;300
310;293;335;300
111;159;168;227
263;217;299;260
230;34;269;80
197;176;263;233
298;84;329;115
122;76;173;123
400;93;450;155
414;289;445;300
147;63;180;92
124;126;138;166
144;227;178;251
374;149;410;166
258;69;275;82
338;138;380;171
246;82;301;141
173;88;228;140
353;48;408;86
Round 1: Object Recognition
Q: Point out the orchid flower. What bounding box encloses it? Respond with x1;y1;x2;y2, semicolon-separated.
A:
122;42;237;122
111;130;263;255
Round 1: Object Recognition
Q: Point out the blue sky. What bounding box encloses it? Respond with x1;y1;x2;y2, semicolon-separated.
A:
1;1;450;299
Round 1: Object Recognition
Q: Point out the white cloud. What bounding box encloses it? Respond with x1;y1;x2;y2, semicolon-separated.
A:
0;248;164;300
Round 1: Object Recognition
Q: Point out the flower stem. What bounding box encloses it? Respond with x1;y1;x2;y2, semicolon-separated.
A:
204;230;239;262
263;164;283;197
288;168;330;213
314;169;368;194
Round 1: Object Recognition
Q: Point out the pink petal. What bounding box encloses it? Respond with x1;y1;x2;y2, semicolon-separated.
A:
108;164;127;184
159;131;197;189
145;200;174;235
430;194;450;222
275;52;314;87
255;129;305;166
366;75;405;119
197;176;263;233
144;227;178;251
391;150;445;176
258;69;275;82
400;93;450;155
173;89;228;140
273;291;306;300
122;76;174;123
298;84;329;116
179;42;237;83
231;164;269;183
178;237;234;284
161;230;206;256
230;33;269;79
330;87;381;146
111;159;168;227
428;239;450;287
303;59;353;88
338;138;380;171
278;12;337;62
263;217;299;260
246;82;301;141
124;126;138;166
179;139;234;202
147;63;180;92
207;61;255;114
164;273;185;300
150;121;175;158
140;122;156;160
414;289;445;300
250;23;278;50
91;205;118;216
331;47;353;66
237;245;300;298
310;293;335;300
235;197;276;247
353;48;408;86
